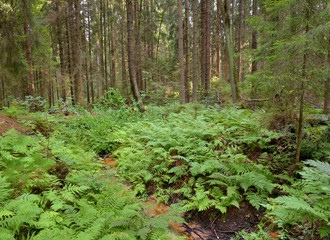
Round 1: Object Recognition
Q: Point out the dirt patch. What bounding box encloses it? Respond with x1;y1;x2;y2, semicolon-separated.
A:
0;113;31;135
184;201;264;240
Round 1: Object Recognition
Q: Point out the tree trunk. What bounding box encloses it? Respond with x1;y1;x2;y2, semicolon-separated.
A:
192;0;198;101
178;0;185;104
251;0;258;75
121;22;128;95
237;0;242;82
88;1;94;103
200;0;206;92
111;23;116;88
67;0;75;105
127;0;144;110
103;0;108;91
205;0;211;95
98;0;105;94
56;1;66;101
296;0;311;163
324;56;330;114
24;22;34;97
219;0;239;103
73;0;84;106
185;0;191;102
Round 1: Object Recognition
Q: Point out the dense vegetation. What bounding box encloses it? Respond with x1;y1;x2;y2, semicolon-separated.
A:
0;98;329;239
0;0;329;239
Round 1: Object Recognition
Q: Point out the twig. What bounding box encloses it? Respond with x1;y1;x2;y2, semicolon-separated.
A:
183;223;206;240
240;95;270;102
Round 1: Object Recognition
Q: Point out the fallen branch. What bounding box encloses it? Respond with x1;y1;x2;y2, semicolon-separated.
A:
183;223;206;240
240;95;270;102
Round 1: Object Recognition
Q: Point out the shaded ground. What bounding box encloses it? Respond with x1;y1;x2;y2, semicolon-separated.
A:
0;113;31;135
102;155;271;240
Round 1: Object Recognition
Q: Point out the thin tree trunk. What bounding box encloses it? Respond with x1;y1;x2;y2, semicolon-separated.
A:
205;0;211;95
185;0;191;102
178;0;185;104
88;1;94;103
98;0;105;94
192;0;198;101
237;0;242;82
296;1;311;163
121;22;128;95
324;54;330;114
200;0;206;92
251;0;258;75
67;0;74;105
111;28;116;88
56;1;66;101
127;0;144;110
73;0;84;106
24;22;34;97
104;0;108;91
219;0;239;103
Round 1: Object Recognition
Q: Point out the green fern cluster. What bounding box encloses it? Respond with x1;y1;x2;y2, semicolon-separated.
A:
268;160;330;238
0;129;182;240
0;129;55;190
114;106;278;213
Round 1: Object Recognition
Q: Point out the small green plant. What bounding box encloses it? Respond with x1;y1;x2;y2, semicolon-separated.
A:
267;160;330;238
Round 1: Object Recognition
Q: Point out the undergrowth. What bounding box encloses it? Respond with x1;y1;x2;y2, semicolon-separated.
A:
0;130;183;240
1;101;328;239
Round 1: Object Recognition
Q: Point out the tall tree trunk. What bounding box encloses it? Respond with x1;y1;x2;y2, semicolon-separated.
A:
251;0;258;75
24;22;34;97
127;0;144;110
296;0;311;163
185;0;191;102
73;0;84;106
205;0;211;95
88;1;94;103
111;24;116;88
178;0;185;104
219;0;239;103
324;54;330;114
200;0;206;92
121;22;128;95
98;0;105;94
192;0;198;101
103;0;108;91
237;0;242;82
67;0;75;105
56;1;66;101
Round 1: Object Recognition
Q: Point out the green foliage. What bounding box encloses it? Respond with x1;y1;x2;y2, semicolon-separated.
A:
0;129;181;240
267;160;330;238
114;106;279;213
0;129;54;189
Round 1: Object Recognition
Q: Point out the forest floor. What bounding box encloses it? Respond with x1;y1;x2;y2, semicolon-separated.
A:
0;105;328;240
0;112;30;135
102;155;269;240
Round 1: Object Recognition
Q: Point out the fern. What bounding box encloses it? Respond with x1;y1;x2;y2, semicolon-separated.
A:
268;160;330;238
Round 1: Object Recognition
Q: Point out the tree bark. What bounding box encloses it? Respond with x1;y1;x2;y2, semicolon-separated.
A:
192;0;198;101
178;0;185;104
56;0;66;101
73;0;84;106
251;0;258;75
296;0;311;163
218;0;239;103
98;0;105;94
185;0;191;102
127;0;144;110
237;0;243;82
88;1;94;103
205;0;211;95
24;22;34;97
